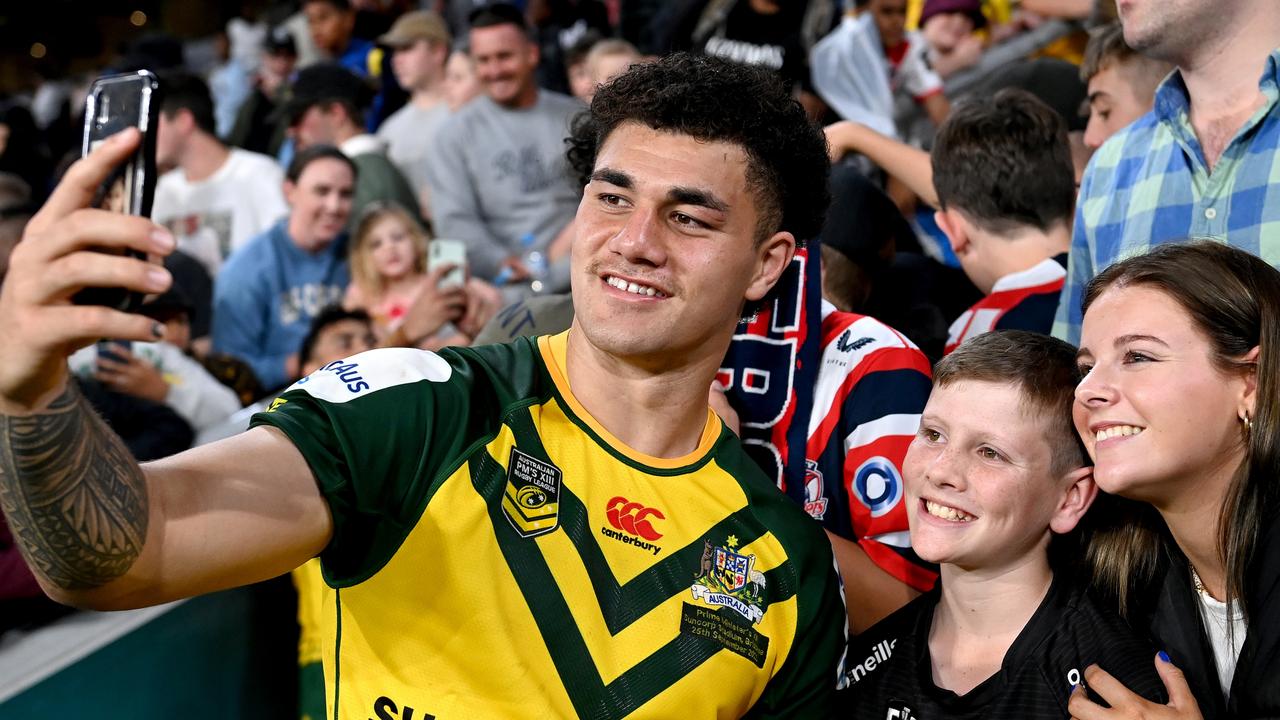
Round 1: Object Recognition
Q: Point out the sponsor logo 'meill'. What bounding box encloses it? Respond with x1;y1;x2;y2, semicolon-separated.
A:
845;638;896;685
600;496;664;555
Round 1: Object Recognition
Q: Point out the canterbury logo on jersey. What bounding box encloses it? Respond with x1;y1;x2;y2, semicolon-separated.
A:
600;496;664;555
606;497;665;540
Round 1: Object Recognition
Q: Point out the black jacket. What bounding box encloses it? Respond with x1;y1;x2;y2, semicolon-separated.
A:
1137;522;1280;718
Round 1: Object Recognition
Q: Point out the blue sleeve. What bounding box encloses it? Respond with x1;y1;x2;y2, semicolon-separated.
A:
212;260;290;390
1052;183;1095;346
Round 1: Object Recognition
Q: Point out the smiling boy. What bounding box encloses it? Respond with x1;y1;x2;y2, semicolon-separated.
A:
838;330;1164;718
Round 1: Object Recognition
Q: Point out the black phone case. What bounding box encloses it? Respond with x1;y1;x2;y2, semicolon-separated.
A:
72;70;161;312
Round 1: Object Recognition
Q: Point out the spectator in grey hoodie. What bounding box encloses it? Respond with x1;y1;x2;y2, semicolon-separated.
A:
424;3;582;295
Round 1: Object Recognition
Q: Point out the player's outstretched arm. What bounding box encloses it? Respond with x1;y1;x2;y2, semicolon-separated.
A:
0;128;331;609
1;407;330;610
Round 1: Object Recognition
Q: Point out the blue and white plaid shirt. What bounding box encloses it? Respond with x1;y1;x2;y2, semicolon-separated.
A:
1053;49;1280;345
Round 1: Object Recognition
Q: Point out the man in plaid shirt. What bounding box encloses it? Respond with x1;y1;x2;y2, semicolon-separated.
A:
1053;0;1280;345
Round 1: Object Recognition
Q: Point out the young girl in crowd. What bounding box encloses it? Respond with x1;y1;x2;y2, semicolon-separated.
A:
344;202;468;349
1071;241;1280;719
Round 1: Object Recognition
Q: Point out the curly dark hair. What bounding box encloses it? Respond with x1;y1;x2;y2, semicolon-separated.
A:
566;53;830;244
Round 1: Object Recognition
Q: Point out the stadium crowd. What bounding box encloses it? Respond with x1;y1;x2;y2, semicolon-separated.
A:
1;0;1278;717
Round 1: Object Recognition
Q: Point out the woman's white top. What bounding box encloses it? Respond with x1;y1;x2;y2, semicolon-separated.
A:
1195;583;1246;698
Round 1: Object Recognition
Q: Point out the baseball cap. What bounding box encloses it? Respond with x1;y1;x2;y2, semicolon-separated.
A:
272;62;373;126
265;25;297;56
919;0;987;29
378;10;451;49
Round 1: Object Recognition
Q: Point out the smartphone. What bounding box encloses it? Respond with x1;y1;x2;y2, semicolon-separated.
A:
428;239;468;290
96;339;132;364
73;70;161;312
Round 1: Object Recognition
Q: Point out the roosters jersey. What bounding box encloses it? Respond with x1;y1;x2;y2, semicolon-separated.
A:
721;244;936;592
252;332;847;719
805;304;936;592
945;254;1068;355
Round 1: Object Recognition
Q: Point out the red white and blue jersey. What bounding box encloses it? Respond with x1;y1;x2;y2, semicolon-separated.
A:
805;303;936;591
720;243;936;592
945;253;1068;355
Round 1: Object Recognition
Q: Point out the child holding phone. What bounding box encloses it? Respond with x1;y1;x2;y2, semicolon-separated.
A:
344;202;468;348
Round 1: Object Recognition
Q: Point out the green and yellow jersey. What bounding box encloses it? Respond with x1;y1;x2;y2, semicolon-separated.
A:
253;331;847;719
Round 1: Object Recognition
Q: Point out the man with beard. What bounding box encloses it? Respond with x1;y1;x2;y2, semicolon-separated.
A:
424;3;582;291
1053;0;1280;345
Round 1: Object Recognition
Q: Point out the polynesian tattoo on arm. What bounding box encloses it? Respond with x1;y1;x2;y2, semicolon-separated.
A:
0;380;148;591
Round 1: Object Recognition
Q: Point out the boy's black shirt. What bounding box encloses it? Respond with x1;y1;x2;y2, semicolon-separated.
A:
838;572;1167;719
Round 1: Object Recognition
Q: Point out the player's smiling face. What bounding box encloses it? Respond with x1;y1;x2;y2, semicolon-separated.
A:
903;380;1069;572
570;122;793;365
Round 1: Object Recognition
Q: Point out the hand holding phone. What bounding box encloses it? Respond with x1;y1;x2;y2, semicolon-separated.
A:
394;241;468;346
73;71;161;312
96;340;133;365
428;239;467;289
0;125;175;413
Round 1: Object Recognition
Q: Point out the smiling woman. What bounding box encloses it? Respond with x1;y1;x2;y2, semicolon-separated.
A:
208;144;356;391
1072;240;1280;719
283;149;356;252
